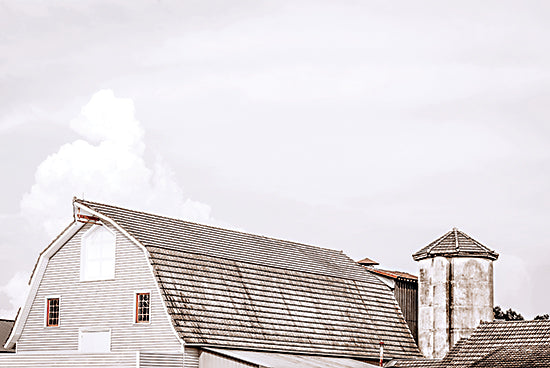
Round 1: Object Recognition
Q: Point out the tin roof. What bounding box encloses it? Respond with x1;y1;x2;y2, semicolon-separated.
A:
366;268;417;282
75;199;420;360
204;348;381;367
412;228;498;261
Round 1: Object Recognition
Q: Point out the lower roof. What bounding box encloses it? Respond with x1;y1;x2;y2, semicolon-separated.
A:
203;348;380;368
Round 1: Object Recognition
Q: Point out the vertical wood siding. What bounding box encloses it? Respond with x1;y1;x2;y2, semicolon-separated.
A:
394;279;418;343
16;222;182;353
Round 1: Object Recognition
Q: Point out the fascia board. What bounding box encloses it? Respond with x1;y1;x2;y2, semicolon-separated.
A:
4;221;84;350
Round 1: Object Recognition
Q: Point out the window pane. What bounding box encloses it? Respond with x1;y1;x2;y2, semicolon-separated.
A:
47;298;59;326
82;226;115;281
136;293;150;323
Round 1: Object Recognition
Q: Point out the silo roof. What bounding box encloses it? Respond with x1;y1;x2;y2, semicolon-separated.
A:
412;228;498;261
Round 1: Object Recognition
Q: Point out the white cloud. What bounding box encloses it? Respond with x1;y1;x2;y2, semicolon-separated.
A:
0;272;29;319
20;89;214;237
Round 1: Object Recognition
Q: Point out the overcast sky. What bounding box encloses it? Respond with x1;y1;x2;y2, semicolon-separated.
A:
1;0;550;319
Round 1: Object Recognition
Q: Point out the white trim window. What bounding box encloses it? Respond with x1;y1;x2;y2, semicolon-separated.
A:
45;296;60;327
79;329;111;353
81;225;116;281
135;292;151;323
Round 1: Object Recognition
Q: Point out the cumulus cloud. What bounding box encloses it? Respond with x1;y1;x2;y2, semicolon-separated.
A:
0;272;29;319
21;89;213;237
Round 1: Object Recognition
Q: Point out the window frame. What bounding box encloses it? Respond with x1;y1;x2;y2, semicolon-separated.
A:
80;223;116;282
44;295;61;327
134;290;151;324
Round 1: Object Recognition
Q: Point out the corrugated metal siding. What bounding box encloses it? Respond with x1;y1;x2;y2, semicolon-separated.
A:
0;351;136;367
200;351;256;368
184;347;200;368
394;279;418;343
17;222;181;353
139;352;183;367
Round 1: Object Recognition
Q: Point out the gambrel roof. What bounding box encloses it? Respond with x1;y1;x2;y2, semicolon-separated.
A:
412;228;498;261
74;199;420;360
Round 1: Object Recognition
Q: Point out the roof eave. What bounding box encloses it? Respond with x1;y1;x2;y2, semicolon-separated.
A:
413;251;499;261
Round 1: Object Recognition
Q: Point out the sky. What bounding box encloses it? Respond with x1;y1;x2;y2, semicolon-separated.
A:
1;0;550;319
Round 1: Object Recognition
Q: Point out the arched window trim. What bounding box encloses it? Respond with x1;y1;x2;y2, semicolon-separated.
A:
80;223;116;282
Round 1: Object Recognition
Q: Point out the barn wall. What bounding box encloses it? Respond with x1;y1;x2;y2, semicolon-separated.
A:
139;352;184;367
0;351;136;367
16;222;181;353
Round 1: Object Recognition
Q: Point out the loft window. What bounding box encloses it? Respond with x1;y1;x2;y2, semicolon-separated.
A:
136;293;150;323
81;225;115;281
46;298;59;327
79;330;111;353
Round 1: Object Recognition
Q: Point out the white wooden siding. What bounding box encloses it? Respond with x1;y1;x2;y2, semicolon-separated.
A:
183;347;200;368
16;222;181;353
139;352;183;367
0;351;136;367
199;351;256;368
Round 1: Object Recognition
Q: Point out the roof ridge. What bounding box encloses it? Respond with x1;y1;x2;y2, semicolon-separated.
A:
75;198;344;256
424;229;454;256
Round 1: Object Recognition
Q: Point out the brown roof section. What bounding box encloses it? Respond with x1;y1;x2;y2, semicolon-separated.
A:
0;319;14;353
389;320;550;368
412;228;498;261
367;268;417;282
357;257;379;266
76;199;420;360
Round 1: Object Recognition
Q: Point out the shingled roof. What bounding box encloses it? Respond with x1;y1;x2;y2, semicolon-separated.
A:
412;228;498;261
388;320;550;368
75;199;420;360
0;320;14;353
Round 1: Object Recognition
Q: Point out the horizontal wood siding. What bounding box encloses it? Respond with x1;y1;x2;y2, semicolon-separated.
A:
183;347;200;368
17;222;181;353
139;352;183;367
0;352;136;367
199;351;256;368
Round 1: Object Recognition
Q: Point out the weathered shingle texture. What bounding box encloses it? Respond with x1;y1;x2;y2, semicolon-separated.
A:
76;200;420;360
412;228;498;261
389;320;550;368
0;320;14;353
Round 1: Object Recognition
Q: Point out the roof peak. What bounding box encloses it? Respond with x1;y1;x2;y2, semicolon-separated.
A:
413;228;499;261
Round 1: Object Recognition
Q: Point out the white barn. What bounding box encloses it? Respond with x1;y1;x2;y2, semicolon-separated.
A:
1;199;419;367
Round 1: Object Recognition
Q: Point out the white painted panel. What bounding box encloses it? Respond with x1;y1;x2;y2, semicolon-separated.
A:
80;330;111;353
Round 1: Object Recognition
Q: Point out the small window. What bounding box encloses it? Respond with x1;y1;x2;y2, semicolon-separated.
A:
136;293;150;323
46;298;59;327
81;225;115;281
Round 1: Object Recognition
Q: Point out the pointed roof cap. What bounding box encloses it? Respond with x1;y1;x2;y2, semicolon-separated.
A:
357;256;379;266
412;228;499;261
